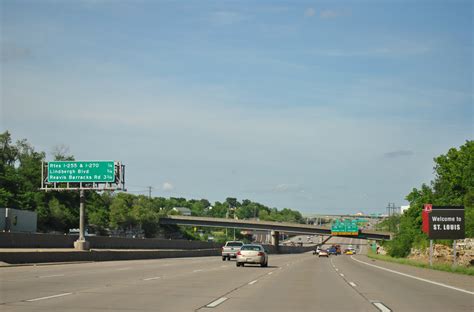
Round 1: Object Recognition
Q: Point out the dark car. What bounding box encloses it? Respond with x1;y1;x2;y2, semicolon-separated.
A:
328;247;337;255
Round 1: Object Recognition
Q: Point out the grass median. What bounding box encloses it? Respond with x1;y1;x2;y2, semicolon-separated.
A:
366;250;474;276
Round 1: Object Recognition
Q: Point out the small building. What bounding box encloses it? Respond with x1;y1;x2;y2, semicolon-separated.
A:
401;205;410;214
172;207;192;216
0;208;37;233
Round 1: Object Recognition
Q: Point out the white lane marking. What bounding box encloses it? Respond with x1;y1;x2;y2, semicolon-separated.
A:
340;273;345;277
268;272;273;275
248;280;258;285
349;282;357;287
193;269;204;273
143;276;161;281
351;256;474;295
39;274;65;278
373;302;391;312
116;267;130;271
206;297;228;308
221;265;227;268
26;292;72;302
335;268;339;271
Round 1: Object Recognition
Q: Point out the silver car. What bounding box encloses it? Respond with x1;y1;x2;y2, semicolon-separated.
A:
236;244;268;267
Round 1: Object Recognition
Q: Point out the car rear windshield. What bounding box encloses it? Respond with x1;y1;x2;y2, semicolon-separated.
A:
241;245;262;251
226;242;243;247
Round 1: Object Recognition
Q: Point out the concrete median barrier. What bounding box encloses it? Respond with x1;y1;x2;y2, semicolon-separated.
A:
0;248;221;264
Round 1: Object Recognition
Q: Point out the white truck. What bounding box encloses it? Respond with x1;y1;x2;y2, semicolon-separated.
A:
221;241;244;261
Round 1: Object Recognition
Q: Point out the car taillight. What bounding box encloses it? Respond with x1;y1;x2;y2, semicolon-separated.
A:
237;251;241;256
257;252;264;256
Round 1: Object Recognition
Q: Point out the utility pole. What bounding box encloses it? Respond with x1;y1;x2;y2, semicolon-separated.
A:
148;186;152;199
386;202;398;216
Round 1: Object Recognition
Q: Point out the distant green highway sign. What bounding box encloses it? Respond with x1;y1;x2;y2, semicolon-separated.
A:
331;219;359;236
48;161;115;183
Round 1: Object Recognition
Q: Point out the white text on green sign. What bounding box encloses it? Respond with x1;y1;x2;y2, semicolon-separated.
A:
48;161;115;182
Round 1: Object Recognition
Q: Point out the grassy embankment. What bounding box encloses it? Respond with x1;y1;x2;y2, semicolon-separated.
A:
366;249;474;276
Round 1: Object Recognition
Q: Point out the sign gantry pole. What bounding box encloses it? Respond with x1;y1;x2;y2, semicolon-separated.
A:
73;189;90;250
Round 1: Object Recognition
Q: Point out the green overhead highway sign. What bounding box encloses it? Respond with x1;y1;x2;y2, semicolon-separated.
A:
331;219;359;236
48;161;115;183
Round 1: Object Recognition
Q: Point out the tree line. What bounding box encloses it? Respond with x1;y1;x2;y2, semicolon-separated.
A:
0;131;304;238
377;140;473;257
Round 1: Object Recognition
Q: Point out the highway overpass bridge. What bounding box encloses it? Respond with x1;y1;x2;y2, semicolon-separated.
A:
159;216;392;246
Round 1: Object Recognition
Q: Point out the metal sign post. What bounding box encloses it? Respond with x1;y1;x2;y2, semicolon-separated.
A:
452;240;457;268
429;240;433;267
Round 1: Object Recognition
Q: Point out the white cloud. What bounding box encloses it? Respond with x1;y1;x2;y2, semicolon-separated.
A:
162;182;174;191
210;11;246;25
1;41;32;62
273;184;305;193
304;8;316;17
310;41;431;57
319;9;350;19
383;150;415;159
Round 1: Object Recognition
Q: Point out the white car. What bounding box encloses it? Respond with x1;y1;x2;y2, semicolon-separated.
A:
236;244;268;267
222;241;244;261
318;249;329;257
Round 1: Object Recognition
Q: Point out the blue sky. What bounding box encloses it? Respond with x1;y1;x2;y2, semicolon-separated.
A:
1;0;472;214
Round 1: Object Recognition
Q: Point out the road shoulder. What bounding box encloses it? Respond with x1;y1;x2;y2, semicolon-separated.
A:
353;255;474;293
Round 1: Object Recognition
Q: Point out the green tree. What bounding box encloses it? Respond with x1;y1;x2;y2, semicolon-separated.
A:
109;193;136;229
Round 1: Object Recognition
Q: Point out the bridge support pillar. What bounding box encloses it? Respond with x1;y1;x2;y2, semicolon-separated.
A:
271;230;280;252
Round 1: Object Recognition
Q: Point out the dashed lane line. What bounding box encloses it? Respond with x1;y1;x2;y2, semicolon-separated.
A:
351;256;474;295
373;302;392;312
349;282;357;287
26;293;72;302
206;297;228;308
248;280;258;285
38;274;65;278
143;276;161;281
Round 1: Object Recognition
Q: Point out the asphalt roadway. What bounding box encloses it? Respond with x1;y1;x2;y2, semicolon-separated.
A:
0;239;472;311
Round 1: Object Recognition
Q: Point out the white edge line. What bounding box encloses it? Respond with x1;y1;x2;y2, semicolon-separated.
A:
340;273;345;277
193;269;204;272
143;277;160;281
26;292;72;302
268;271;273;275
206;297;228;308
248;280;258;285
373;302;391;312
349;281;357;287
351;256;474;295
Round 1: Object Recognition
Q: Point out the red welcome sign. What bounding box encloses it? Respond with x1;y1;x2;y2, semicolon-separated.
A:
422;204;432;234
